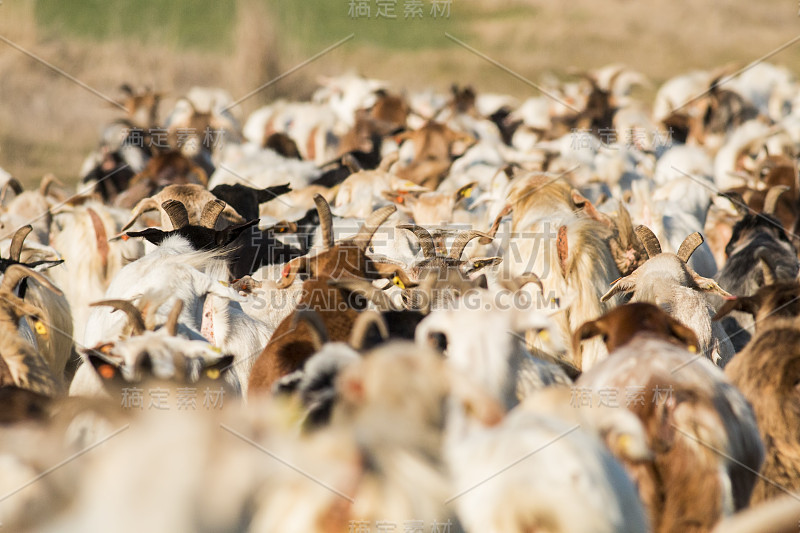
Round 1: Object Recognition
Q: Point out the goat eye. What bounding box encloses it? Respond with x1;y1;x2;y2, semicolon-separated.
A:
392;275;405;289
98;364;117;380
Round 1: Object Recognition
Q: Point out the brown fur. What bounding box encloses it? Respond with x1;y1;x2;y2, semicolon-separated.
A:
725;319;800;504
393;121;472;188
713;281;800;326
574;302;700;354
248;276;361;393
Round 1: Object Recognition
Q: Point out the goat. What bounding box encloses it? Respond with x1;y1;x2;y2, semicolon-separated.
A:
0;265;64;396
120;183;246;232
725;317;800;504
602;226;735;366
248;196;410;394
713;205;799;351
80;299;240;398
574;302;701;355
578;337;764;533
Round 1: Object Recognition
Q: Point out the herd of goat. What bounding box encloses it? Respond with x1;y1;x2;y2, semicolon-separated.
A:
1;62;800;531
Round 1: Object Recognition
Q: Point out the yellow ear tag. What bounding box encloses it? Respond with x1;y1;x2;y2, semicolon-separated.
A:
392;275;405;289
538;329;550;342
219;280;230;287
687;345;697;353
617;434;632;453
34;321;47;336
206;368;221;380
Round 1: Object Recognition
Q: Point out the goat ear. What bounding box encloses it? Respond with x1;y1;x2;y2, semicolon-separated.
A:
257;183;291;204
454;181;477;204
370;260;417;288
713;295;759;321
692;273;731;297
556;225;569;278
601;273;637;302
276;256;309;288
571;190;609;226
125;228;169;245
666;316;701;353
573;319;604;344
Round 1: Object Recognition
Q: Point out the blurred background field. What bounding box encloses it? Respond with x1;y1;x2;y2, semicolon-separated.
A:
1;0;799;185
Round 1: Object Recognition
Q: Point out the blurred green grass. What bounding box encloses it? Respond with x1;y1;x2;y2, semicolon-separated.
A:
32;0;540;53
34;0;238;52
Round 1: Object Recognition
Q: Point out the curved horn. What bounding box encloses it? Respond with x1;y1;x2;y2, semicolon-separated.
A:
313;194;334;250
200;199;226;229
449;230;492;260
0;177;23;204
634;225;662;258
39;174;62;197
1;264;63;296
354;205;397;252
161;200;190;229
501;271;544;294
8;225;32;262
676;232;704;263
291;307;329;351
349;310;389;350
164;299;184;336
764;185;790;215
90;299;146;336
758;254;776;286
398;224;436;259
341;153;363;173
121;198;159;232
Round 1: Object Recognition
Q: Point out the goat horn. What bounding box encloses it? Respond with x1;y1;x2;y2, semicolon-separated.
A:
341;153;362;173
398;224;436;259
0;177;23;204
291;307;329;351
161;200;190;229
164;299;184;336
349;310;389;350
90;299;146;336
313;194;335;250
328;278;396;311
763;185;790;215
634;225;662;258
501;271;543;294
449;230;492;260
39;174;62;197
8;225;32;262
354;205;397;252
200;199;226;229
121;198;159;232
757;253;776;285
1;264;63;296
676;232;704;263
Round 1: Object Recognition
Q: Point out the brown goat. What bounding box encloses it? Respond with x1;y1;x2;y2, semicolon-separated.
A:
574;302;700;355
578;339;764;533
248;196;412;395
392;121;472;188
725;318;800;504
